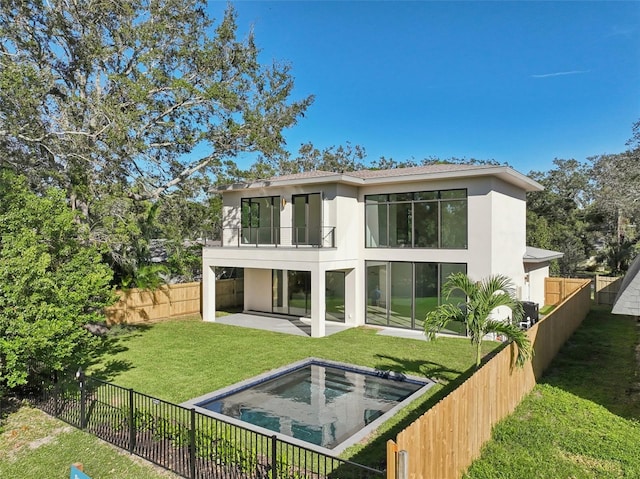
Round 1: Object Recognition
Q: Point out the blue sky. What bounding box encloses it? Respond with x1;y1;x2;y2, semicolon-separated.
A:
208;1;640;175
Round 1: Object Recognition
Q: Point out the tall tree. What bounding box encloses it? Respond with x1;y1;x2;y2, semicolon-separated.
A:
527;159;593;276
589;151;640;243
246;141;368;179
0;1;312;204
0;1;311;285
585;120;640;273
0;171;115;392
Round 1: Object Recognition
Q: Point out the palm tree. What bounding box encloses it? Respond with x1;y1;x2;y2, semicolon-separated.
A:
424;273;533;369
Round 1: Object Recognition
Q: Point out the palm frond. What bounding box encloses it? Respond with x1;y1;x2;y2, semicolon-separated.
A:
485;320;533;367
424;303;464;340
442;272;476;300
425;272;532;369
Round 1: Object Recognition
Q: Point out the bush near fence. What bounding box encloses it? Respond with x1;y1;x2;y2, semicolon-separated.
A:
105;279;243;325
387;279;591;479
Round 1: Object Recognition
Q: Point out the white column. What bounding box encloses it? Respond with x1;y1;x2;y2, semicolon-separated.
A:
311;266;326;338
353;260;366;326
342;268;354;326
202;264;217;322
283;270;289;311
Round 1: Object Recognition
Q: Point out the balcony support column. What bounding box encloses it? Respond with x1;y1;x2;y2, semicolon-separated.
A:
202;264;217;322
310;266;326;338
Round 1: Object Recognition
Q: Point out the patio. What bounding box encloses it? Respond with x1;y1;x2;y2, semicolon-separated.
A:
214;311;430;341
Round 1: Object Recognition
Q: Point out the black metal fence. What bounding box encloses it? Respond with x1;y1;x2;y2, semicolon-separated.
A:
33;374;384;479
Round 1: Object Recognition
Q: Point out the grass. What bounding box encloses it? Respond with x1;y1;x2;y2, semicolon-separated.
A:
464;305;640;478
0;316;501;476
539;304;556;315
0;400;178;479
8;305;637;478
89;317;497;405
89;317;500;467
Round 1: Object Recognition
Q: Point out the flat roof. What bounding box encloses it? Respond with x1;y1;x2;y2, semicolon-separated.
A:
217;164;544;193
523;246;564;263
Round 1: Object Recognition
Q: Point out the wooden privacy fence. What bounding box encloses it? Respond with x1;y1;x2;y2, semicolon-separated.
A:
106;282;202;325
544;277;589;305
215;277;245;309
387;278;591;479
105;279;244;325
594;275;622;305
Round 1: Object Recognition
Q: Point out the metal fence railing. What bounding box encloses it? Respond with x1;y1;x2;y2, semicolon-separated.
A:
33;373;384;479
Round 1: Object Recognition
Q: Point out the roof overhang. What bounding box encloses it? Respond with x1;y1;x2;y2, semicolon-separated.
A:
217;172;363;191
523;246;564;264
216;166;543;193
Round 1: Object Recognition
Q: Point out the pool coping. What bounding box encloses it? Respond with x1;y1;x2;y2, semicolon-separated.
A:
180;357;436;455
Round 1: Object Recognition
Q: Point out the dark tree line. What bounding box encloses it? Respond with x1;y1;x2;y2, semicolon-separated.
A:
526;121;640;276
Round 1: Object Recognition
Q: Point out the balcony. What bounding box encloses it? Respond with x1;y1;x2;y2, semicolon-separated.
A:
205;227;336;248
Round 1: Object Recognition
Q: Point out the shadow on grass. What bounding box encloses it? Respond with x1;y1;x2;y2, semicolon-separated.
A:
373;354;465;383
0;397;24;430
344;357;479;469
538;304;640;420
83;323;154;382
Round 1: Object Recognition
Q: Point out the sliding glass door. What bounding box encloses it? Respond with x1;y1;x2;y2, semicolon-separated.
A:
366;261;466;332
241;196;280;244
272;270;311;317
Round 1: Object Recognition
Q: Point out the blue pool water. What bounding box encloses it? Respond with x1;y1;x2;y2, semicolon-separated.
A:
192;360;430;450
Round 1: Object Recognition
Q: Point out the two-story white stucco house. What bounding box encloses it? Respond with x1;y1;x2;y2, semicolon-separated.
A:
202;164;562;337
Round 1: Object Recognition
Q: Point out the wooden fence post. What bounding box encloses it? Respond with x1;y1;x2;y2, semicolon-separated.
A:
387;440;398;479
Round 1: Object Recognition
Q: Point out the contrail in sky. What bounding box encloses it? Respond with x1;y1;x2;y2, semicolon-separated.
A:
531;70;590;78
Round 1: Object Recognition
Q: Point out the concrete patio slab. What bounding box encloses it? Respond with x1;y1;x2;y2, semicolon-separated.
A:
212;311;433;340
213;312;351;337
374;327;429;341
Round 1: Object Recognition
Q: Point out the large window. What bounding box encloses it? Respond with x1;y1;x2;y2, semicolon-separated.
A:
272;269;311;317
325;271;345;322
366;261;467;333
293;193;321;245
241;196;280;245
365;189;467;249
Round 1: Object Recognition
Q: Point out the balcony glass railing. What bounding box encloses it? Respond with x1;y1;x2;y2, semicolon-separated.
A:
208;227;336;248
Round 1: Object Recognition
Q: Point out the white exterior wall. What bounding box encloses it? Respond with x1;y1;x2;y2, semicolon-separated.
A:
524;263;549;306
244;268;272;312
221;191;242;246
202;171;536;336
487;179;527;297
202;264;216;322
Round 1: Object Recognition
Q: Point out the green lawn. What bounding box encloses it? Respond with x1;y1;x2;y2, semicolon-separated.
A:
464;306;640;478
0;401;178;479
1;318;500;476
94;318;505;466
10;306;637;478
90;317;494;405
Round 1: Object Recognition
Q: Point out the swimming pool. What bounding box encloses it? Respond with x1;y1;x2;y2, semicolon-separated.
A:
182;358;435;453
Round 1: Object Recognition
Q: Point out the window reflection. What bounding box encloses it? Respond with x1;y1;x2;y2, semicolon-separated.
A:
366;261;467;333
365;189;467;249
